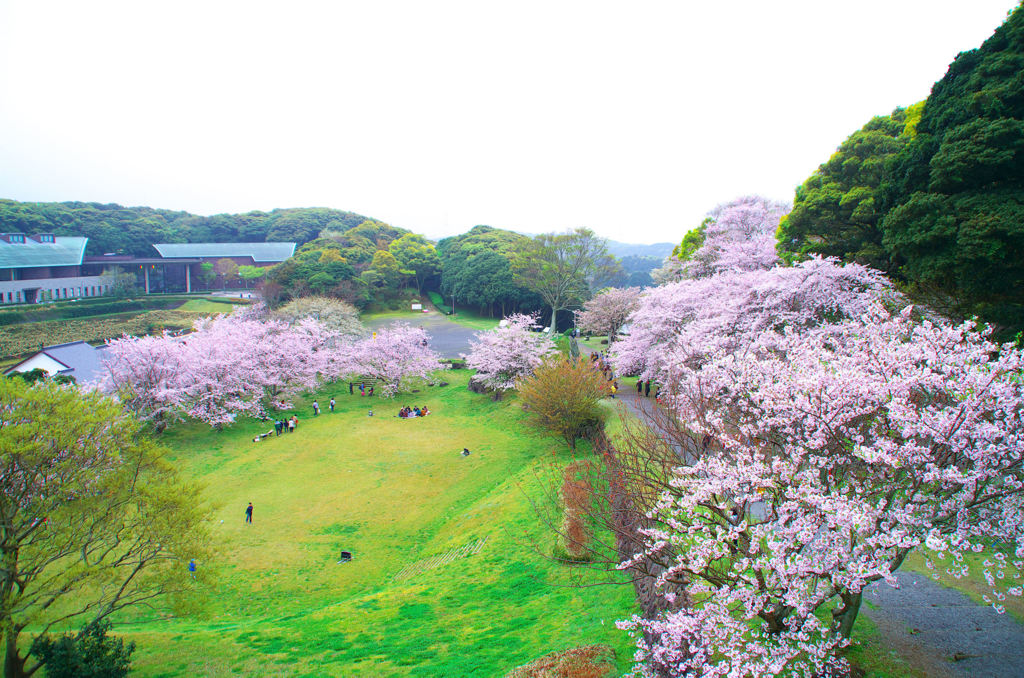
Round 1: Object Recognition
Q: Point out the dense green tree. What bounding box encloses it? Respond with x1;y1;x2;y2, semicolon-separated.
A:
30;620;134;678
0;379;210;678
368;250;402;289
880;6;1024;333
438;226;542;317
388;234;441;294
777;104;922;270
237;265;266;287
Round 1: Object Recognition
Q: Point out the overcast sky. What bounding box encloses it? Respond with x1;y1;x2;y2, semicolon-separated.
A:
0;1;1018;244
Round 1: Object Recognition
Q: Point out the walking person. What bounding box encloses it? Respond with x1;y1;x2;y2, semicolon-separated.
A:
644;379;651;397
636;380;643;395
329;397;335;413
288;416;296;433
274;419;283;436
245;502;254;524
188;559;197;579
312;400;320;416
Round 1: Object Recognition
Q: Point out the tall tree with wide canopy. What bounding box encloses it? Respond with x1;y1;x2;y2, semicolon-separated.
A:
388;234;441;295
336;324;446;397
0;379;210;678
512;228;620;332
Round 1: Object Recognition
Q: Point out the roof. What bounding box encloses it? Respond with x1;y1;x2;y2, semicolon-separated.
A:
152;242;296;263
4;341;108;384
0;236;87;269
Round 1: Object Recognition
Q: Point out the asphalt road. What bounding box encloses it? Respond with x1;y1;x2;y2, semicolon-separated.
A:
362;312;478;359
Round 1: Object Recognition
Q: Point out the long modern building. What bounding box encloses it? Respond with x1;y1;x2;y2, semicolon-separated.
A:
0;235;296;303
0;233;113;304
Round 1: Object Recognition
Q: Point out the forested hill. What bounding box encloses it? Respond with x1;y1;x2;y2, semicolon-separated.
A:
0;199;372;256
779;4;1024;334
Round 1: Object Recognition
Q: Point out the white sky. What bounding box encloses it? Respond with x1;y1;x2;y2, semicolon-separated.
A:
0;1;1018;244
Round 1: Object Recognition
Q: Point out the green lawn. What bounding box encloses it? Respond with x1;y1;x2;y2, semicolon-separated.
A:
175;299;245;314
88;367;960;677
117;371;637;677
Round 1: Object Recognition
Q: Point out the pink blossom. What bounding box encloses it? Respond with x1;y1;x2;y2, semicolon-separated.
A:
621;306;1024;676
463;313;557;391
575;288;642;342
336;323;447;397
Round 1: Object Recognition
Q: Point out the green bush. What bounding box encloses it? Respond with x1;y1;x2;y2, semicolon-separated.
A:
31;620;135;678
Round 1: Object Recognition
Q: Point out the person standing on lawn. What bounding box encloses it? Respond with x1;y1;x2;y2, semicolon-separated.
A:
245;502;254;524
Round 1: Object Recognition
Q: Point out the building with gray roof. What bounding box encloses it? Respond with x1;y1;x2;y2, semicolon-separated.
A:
153;242;296;263
3;341;108;385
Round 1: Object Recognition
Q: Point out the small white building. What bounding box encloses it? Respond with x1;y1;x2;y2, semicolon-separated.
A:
4;341;107;385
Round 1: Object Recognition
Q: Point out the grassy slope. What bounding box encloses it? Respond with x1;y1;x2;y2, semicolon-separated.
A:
120;371;636;677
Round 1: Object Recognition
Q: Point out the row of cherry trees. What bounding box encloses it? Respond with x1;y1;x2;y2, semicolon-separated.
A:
605;197;1024;676
102;314;442;428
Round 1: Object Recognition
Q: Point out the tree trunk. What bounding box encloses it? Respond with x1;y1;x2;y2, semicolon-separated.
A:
835;591;862;638
4;627;28;678
550;307;558;334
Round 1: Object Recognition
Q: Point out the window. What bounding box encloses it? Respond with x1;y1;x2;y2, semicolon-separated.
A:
9;234;24;243
40;234;54;243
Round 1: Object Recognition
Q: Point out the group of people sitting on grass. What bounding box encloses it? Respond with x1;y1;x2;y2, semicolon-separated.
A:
397;405;430;418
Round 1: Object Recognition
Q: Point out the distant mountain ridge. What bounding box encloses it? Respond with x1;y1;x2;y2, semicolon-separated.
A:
605;240;674;260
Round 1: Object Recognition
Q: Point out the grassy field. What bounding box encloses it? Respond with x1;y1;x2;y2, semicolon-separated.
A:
117;371;637;677
85;365;958;677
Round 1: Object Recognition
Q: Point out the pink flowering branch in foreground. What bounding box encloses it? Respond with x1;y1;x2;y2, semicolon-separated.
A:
618;306;1024;677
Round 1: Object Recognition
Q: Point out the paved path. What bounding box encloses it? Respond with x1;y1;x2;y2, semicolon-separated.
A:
363;312;478;359
863;571;1024;678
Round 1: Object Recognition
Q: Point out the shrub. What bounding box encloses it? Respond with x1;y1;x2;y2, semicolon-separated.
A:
556;462;593;562
516;356;609;450
505;644;617;678
31;620;135;678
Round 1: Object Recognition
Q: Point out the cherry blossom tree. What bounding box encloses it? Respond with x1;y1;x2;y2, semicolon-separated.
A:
575;287;642;343
100;333;188;431
684;196;790;278
614;256;894;381
617;306;1024;677
650;197;790;287
103;315;341;427
338;324;446;397
463;313;557;392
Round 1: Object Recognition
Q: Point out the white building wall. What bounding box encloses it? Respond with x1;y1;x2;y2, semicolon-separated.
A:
6;353;67;376
0;275;115;304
